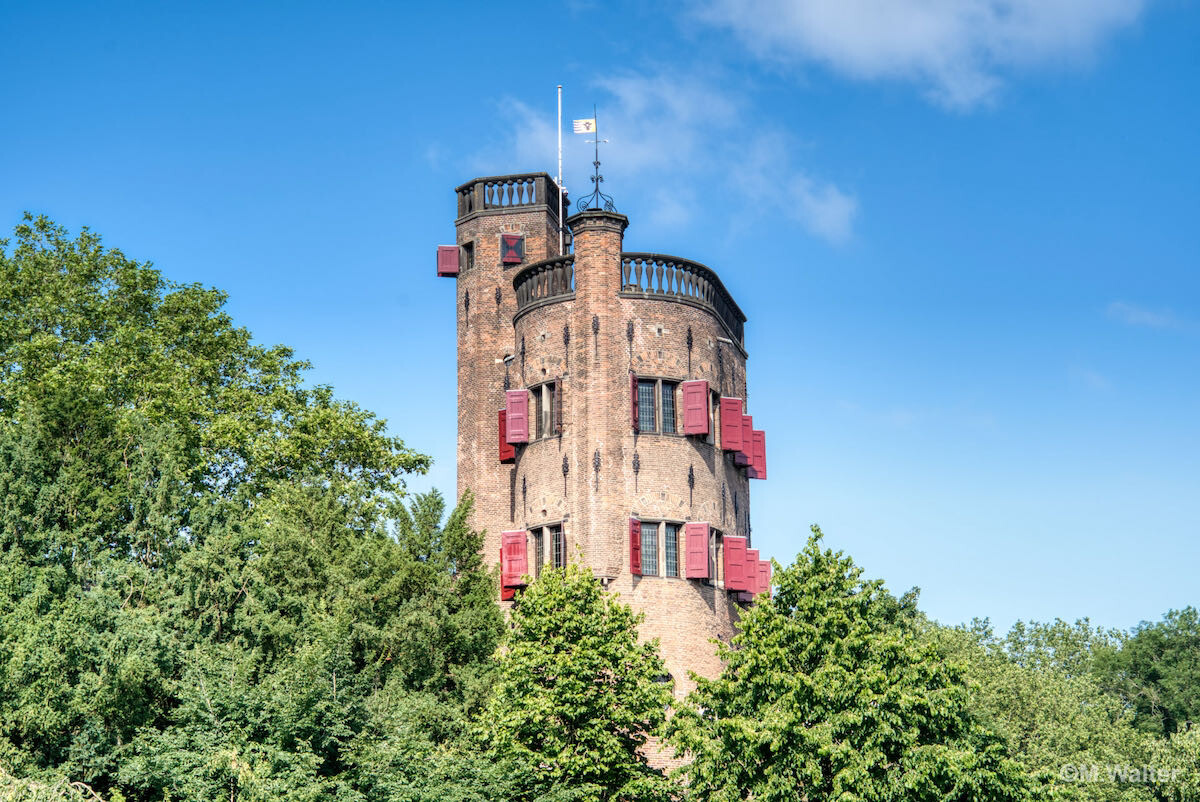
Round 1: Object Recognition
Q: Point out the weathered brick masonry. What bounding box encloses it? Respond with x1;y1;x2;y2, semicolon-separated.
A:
446;172;765;722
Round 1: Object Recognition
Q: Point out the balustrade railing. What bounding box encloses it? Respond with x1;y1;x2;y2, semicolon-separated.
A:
620;253;746;346
456;173;563;219
514;256;575;314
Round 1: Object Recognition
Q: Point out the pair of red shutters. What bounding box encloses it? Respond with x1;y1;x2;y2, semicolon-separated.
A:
718;396;767;479
721;535;772;598
628;378;711;436
629;520;712;579
627;521;771;597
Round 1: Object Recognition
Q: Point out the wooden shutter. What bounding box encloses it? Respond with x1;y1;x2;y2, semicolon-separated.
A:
498;410;515;463
719;397;743;451
500;547;515;601
684;522;710;579
745;549;760;594
723;536;747;591
681;380;710;435
736;414;752;466
631;373;640;432
500;234;525;264
505;390;529;443
629;518;642;576
436;245;459;277
758;560;770;597
751;430;766;479
500;531;528;588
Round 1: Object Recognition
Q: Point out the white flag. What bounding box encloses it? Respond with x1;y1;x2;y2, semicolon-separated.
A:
573;118;596;134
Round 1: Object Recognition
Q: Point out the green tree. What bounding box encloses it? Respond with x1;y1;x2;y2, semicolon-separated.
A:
481;564;675;802
931;620;1153;802
670;528;1040;802
1097;608;1200;738
0;215;498;801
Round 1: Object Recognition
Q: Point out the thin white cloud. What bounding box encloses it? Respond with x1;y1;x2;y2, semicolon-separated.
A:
1106;301;1183;330
694;0;1149;108
486;70;857;243
1069;365;1111;390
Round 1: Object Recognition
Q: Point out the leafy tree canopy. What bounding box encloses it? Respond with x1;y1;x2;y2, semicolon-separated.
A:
0;216;497;802
670;528;1041;802
481;564;675;802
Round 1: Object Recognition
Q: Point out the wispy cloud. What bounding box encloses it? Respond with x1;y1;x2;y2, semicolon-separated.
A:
477;69;857;243
1070;365;1112;390
692;0;1150;109
1106;301;1184;330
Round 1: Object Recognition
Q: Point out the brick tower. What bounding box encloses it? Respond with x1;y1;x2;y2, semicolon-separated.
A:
439;171;770;704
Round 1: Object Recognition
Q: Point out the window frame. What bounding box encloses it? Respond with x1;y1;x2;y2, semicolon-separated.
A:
529;380;559;441
664;523;680;577
550;523;565;569
640;521;659;576
634;377;682;435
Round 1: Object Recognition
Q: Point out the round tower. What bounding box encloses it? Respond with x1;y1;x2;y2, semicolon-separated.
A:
443;172;769;708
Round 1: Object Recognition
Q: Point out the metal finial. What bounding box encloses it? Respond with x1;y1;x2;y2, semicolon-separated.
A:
576;104;616;213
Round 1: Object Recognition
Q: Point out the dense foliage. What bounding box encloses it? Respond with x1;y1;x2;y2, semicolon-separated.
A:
669;529;1040;802
1;216;1196;801
481;564;675;802
0;216;499;801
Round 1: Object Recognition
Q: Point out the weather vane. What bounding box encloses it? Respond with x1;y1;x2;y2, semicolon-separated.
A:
574;104;615;213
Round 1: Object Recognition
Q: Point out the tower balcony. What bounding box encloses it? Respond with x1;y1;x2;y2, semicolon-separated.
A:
512;251;747;349
455;172;565;223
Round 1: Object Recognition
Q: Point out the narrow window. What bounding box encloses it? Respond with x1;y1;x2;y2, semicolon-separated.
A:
551;524;565;568
531;382;557;440
664;523;679;577
533;528;544;578
640;521;659;575
637;380;657;433
545;384;555;438
709;529;720;583
661;381;677;434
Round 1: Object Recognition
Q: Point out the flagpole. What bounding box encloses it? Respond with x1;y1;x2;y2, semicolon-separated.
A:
557;85;564;254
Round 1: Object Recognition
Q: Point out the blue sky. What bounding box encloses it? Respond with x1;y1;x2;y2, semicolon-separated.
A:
3;0;1197;632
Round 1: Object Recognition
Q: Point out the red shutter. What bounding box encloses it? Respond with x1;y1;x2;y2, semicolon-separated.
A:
681;380;710;435
736;414;752;466
505;390;529;443
758;560;770;597
764;561;772;598
498;410;515;463
750;430;766;479
684;522;710;579
629;518;642;576
501;531;528;588
724;535;747;591
719;397;743;451
500;234;525;264
631;373;640;432
436;245;459;277
500;547;515;600
746;549;760;593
